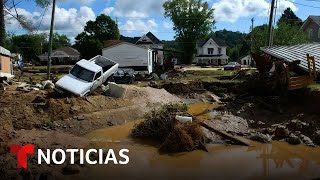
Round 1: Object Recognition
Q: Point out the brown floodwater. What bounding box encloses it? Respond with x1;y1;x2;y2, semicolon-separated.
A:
82;103;320;180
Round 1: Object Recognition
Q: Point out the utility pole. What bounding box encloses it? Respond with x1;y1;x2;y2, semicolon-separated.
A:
251;17;254;52
0;0;5;46
267;0;276;47
47;0;56;80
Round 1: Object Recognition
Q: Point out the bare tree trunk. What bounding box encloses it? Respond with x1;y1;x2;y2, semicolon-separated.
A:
0;0;5;46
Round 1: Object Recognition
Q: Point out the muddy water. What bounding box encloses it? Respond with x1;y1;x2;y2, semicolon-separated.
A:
83;103;320;179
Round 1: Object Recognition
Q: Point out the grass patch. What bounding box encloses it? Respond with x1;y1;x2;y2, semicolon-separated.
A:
186;70;235;77
306;84;320;92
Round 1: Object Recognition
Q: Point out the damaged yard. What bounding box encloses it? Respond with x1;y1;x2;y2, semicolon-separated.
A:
1;64;320;179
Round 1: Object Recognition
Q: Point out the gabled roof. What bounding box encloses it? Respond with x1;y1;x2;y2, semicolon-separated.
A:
104;40;124;48
136;32;162;45
56;47;80;56
39;47;80;58
102;42;150;51
196;37;227;47
301;16;320;30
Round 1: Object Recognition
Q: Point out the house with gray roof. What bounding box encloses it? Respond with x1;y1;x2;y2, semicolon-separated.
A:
38;47;80;65
196;37;229;65
301;16;320;42
136;32;164;65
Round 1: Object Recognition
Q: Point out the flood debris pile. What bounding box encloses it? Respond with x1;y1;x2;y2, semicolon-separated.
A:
131;103;207;153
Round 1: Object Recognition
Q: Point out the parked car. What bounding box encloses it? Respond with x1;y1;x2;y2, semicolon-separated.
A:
113;68;135;84
55;55;119;97
224;62;241;70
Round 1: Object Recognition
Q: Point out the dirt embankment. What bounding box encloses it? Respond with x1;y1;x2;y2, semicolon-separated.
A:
0;84;180;144
0;83;181;179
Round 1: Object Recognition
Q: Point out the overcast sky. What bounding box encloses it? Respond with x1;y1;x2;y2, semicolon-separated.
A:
4;0;320;42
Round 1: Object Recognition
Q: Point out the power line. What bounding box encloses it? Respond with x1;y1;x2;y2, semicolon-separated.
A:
35;4;49;34
283;0;320;8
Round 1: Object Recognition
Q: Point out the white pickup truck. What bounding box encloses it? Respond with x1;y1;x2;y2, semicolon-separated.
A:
55;55;119;97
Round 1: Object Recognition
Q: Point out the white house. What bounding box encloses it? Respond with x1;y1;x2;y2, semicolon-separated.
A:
196;37;229;65
239;55;253;66
136;32;164;66
102;42;157;75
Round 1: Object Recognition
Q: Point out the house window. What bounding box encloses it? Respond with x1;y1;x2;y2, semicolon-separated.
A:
208;48;214;55
308;29;313;39
218;48;222;54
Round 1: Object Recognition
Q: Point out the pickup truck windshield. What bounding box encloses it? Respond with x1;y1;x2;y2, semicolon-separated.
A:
70;64;95;82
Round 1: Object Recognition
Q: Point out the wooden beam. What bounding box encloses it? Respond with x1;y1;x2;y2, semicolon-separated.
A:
199;122;251;146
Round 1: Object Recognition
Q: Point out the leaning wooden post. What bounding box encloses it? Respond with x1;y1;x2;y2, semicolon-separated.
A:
312;56;317;80
307;54;312;77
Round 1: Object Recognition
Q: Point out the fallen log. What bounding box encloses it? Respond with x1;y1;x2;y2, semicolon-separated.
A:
199;122;251;146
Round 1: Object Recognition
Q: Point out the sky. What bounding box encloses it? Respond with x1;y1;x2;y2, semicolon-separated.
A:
4;0;320;42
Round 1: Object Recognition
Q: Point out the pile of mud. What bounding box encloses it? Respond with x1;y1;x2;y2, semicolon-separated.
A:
131;103;207;153
0;85;181;144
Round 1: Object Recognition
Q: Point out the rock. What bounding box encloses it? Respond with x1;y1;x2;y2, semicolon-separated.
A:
107;121;114;126
286;133;301;145
299;134;315;147
312;131;320;145
208;94;222;104
286;119;309;132
249;132;271;143
272;124;290;140
71;106;81;113
259;128;274;135
76;116;85;121
62;164;80;175
41;80;55;90
32;96;46;104
256;121;266;127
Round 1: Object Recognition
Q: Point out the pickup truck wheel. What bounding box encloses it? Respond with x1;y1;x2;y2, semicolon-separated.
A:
83;92;90;97
108;76;115;83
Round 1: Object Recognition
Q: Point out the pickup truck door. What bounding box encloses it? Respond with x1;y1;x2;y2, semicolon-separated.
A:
91;71;103;91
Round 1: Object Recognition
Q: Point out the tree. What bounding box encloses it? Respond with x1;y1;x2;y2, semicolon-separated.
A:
6;32;71;63
42;33;71;52
10;34;44;62
163;0;215;64
0;0;50;46
277;8;303;27
251;23;307;53
74;14;119;59
251;24;269;53
274;22;307;45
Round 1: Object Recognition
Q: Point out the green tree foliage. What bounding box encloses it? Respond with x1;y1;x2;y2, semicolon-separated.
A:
212;29;249;61
163;0;215;64
274;22;307;45
120;35;139;44
74;14;120;59
251;24;269;53
42;33;71;51
277;8;303;27
251;23;307;53
9;34;44;62
6;33;71;63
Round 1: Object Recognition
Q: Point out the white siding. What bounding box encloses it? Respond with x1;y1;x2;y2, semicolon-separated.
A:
197;39;227;56
102;43;149;67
